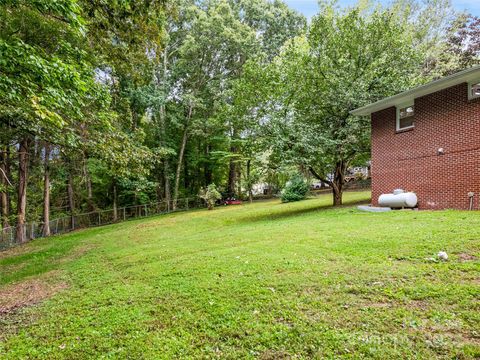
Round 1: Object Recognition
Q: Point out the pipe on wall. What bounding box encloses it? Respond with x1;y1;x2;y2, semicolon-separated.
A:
468;192;474;211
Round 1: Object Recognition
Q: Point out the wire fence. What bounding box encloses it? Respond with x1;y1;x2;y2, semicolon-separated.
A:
0;186;372;251
0;197;205;251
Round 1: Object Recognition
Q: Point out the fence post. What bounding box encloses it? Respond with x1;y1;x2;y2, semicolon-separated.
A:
145;204;147;217
98;212;101;226
186;198;189;210
123;207;126;221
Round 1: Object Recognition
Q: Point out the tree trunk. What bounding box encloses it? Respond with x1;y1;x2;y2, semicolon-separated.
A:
42;143;51;236
236;162;242;198
172;102;193;210
309;163;346;206
158;45;171;208
227;149;236;197
204;144;212;186
172;125;188;210
183;153;189;190
83;157;95;212
0;145;10;228
87;176;94;211
16;137;30;243
6;146;11;219
67;170;75;230
331;161;347;206
0;181;8;228
332;184;343;206
113;179;118;221
156;171;163;202
247;159;253;203
163;160;171;206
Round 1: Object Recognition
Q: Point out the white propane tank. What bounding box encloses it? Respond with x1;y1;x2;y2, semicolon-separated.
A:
378;191;417;208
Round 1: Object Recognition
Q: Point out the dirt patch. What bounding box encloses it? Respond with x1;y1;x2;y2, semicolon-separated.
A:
0;245;43;260
260;350;292;359
135;222;157;230
364;301;392;309
276;317;295;328
407;299;429;311
425;328;480;347
58;244;96;263
457;253;478;262
0;272;68;315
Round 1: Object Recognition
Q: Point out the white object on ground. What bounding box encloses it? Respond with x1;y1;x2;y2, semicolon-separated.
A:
378;192;418;208
438;251;448;261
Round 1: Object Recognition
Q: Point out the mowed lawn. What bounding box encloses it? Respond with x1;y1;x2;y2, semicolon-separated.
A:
0;191;479;359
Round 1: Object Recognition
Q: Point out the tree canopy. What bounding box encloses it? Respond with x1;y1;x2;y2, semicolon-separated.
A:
1;0;478;240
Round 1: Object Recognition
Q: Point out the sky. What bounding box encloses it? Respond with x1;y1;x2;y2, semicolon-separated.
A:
283;0;480;18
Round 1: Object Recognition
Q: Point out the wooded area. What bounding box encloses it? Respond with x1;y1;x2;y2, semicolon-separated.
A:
1;0;479;243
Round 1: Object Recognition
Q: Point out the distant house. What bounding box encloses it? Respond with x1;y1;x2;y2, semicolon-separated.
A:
351;66;480;210
251;182;272;196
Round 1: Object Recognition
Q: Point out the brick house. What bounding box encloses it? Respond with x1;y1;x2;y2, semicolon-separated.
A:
351;66;480;210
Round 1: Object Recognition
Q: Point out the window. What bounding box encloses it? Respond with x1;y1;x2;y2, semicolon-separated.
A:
396;104;414;131
469;82;480;100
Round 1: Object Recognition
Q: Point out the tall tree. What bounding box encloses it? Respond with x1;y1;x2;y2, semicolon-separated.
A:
0;0;122;241
250;5;423;205
443;14;480;73
0;141;12;229
165;1;258;207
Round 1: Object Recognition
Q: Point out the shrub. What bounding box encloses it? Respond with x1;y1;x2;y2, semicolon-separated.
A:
354;172;365;181
281;174;309;203
199;183;222;210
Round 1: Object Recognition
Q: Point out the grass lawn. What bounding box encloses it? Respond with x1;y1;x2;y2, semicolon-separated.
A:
0;190;479;359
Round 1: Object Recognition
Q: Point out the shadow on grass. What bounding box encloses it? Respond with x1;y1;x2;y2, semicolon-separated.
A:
238;197;370;223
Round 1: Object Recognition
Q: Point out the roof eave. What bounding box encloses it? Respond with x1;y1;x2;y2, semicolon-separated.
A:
350;65;480;117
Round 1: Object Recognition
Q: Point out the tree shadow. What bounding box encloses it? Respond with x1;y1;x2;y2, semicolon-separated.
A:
237;198;370;224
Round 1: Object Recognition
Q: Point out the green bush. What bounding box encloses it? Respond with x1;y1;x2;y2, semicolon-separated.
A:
281;174;309;203
199;183;222;210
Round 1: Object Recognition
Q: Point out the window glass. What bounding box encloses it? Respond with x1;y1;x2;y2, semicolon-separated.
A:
397;105;414;130
399;106;414;119
399;116;414;129
471;83;480;99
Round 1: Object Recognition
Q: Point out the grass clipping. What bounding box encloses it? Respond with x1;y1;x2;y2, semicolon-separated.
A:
0;272;67;315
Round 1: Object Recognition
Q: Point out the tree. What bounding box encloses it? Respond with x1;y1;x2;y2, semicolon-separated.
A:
390;0;470;78
3;0;467;243
0;0;105;242
199;183;222;210
42;143;51;236
158;1;259;208
444;14;480;73
0;0;162;241
281;174;309;203
254;5;423;205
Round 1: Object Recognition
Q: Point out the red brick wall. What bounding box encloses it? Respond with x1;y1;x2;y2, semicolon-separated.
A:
371;82;480;210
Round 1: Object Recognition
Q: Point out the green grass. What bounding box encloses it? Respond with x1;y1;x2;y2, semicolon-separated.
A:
0;190;479;359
